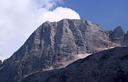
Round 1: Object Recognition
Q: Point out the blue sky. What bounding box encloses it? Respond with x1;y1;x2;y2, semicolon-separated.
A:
63;0;128;31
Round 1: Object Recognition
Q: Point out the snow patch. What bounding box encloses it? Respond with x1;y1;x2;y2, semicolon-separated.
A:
77;53;91;59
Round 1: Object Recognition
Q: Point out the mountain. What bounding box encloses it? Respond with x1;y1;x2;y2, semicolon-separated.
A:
123;32;128;46
109;26;125;46
0;19;127;82
21;47;128;82
0;60;2;67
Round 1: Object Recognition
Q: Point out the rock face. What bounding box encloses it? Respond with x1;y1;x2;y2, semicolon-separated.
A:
0;60;2;66
123;32;128;46
109;26;125;46
0;19;112;82
0;19;127;82
21;47;128;82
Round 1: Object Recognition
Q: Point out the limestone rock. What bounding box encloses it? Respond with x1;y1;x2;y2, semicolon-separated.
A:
0;19;111;82
123;32;128;46
21;47;128;82
109;26;125;45
0;19;127;82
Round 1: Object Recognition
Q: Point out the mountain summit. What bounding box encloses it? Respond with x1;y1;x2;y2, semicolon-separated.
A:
109;26;125;45
0;19;128;82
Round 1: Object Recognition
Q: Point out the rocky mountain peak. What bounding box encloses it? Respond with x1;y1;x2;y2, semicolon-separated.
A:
0;19;127;82
113;26;125;35
109;26;125;45
113;26;125;37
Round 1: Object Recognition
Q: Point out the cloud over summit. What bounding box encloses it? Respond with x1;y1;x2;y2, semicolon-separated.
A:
0;0;80;60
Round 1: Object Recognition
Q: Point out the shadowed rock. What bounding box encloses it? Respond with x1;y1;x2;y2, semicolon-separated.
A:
123;32;128;46
21;47;128;82
109;26;125;45
0;60;2;66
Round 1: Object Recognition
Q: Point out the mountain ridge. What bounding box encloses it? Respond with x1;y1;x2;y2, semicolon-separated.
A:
0;19;128;82
21;47;128;82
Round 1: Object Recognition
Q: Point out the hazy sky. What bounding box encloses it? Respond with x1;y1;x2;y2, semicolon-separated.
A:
0;0;128;60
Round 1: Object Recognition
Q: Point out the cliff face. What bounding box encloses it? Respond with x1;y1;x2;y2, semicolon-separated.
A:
109;26;125;46
21;47;128;82
0;19;127;82
123;32;128;46
0;60;2;67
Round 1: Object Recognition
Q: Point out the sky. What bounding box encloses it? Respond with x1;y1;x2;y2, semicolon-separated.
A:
63;0;128;31
0;0;128;60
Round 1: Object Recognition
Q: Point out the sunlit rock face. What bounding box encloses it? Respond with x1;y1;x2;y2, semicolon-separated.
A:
21;47;128;82
0;19;127;82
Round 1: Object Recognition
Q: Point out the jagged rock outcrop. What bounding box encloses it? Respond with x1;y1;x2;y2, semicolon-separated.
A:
109;26;125;46
123;32;128;46
21;47;128;82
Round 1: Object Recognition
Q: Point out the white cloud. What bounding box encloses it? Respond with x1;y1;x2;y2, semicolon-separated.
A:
43;7;80;22
0;0;80;60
